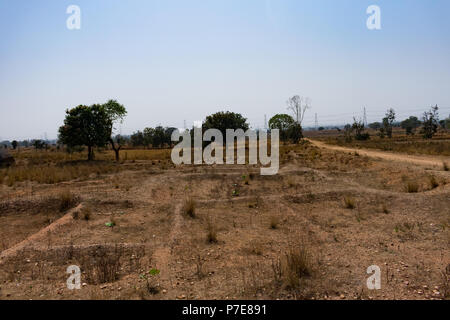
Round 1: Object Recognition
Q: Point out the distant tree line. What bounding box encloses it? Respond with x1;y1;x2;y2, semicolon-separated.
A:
345;105;449;141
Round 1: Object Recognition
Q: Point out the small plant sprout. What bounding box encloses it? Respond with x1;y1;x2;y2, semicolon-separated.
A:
105;221;116;228
140;268;161;294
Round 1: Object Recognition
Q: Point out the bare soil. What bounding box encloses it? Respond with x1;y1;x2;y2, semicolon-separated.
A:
0;142;449;300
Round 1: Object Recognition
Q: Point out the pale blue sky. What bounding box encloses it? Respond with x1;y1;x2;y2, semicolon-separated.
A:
1;0;449;140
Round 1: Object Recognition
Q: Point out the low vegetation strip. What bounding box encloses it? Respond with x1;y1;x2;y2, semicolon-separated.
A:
310;139;450;168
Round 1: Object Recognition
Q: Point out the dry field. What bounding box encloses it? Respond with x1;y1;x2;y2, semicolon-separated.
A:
309;129;450;157
0;140;449;300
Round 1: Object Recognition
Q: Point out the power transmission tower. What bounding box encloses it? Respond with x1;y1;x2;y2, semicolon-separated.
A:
315;113;318;130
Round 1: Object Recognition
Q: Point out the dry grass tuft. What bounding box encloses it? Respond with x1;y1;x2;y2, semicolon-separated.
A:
205;216;218;243
81;245;123;284
406;182;419;193
182;197;196;218
280;242;314;289
343;196;355;209
429;176;439;189
270;215;280;229
58;190;79;212
72;206;92;221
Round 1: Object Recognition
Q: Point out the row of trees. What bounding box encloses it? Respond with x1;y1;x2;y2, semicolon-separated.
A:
129;127;177;148
2;139;50;150
56;98;307;161
347;105;447;141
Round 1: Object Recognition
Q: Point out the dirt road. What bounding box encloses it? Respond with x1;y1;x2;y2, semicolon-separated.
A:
308;139;450;169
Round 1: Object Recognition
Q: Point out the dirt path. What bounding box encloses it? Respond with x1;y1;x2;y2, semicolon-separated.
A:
0;204;83;263
308;139;450;169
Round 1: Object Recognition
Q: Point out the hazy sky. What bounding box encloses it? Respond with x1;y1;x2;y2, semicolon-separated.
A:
1;0;449;140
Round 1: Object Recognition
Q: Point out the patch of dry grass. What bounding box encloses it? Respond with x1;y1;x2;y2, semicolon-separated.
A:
322;133;450;156
429;176;439;189
205;216;218;243
182;197;196;218
343;196;355;209
406;182;419;193
58;190;79;212
280;242;314;289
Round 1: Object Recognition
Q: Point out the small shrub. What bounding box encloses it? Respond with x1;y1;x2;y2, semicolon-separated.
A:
443;162;449;171
406;182;419;193
281;243;313;288
140;268;160;295
182;197;196;218
105;220;116;227
343;196;355;209
382;204;389;214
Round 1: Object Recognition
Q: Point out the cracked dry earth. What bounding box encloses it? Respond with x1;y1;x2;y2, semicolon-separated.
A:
0;142;449;300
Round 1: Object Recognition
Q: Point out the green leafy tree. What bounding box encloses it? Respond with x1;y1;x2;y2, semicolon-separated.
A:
343;124;353;142
368;122;381;130
352;118;370;140
58;105;110;160
382;108;396;138
286;122;303;144
102;100;127;161
131;131;145;147
32;139;46;150
421;105;439;139
152;126;166;148
164;127;177;147
143;128;155;148
269;114;295;142
401;116;421;135
203;111;249;136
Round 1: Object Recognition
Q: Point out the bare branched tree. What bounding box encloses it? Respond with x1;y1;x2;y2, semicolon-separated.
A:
286;95;311;125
